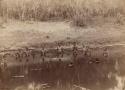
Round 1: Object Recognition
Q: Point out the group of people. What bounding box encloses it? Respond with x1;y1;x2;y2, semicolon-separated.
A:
0;42;110;86
0;42;109;70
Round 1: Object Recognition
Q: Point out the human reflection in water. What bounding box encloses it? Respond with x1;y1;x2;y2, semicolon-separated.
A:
74;55;117;90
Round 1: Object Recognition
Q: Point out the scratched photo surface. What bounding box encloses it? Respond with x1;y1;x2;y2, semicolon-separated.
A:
0;0;125;90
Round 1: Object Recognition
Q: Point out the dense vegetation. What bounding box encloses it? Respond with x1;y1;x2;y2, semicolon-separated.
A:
0;0;125;26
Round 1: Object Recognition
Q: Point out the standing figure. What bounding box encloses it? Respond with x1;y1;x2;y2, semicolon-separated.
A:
22;51;27;58
57;43;64;58
21;47;30;63
15;51;20;61
25;47;30;57
103;47;109;58
72;42;78;62
18;49;23;62
40;47;46;63
84;45;91;57
25;47;30;63
82;44;87;56
31;50;36;60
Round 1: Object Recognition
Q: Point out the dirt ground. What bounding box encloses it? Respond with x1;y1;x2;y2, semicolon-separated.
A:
0;20;125;48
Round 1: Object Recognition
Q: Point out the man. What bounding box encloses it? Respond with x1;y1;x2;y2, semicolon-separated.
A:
18;49;23;62
25;47;30;57
57;43;64;58
72;42;78;62
103;47;109;58
31;50;36;60
21;51;27;58
15;52;20;61
84;45;91;57
24;47;30;63
40;47;46;63
82;44;87;55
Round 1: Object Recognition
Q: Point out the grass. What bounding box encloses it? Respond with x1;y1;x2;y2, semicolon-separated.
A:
0;0;125;26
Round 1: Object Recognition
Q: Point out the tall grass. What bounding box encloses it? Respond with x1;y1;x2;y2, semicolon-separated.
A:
0;0;125;26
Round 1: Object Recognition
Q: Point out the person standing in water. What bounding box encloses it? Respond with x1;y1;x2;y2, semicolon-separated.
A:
57;43;64;58
103;47;109;58
82;44;87;56
40;46;46;63
72;42;78;62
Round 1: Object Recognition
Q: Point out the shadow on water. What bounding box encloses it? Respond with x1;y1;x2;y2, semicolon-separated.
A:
1;43;125;90
0;56;119;90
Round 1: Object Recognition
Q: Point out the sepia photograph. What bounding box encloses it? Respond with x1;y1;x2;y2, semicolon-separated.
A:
0;0;125;90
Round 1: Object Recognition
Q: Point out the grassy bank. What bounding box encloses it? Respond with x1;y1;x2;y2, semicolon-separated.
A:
0;0;125;26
